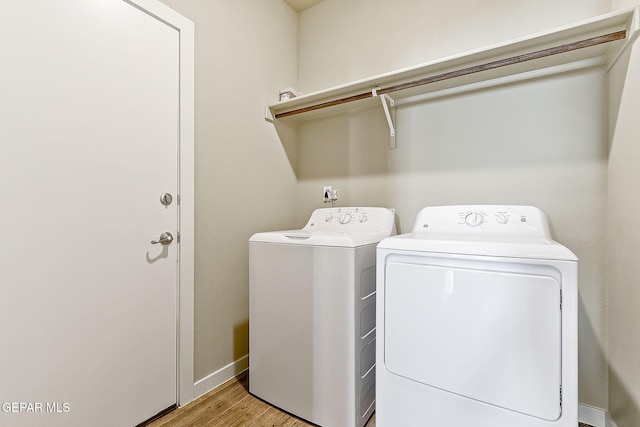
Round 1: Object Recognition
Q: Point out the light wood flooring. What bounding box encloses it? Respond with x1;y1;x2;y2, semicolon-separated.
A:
148;371;593;427
147;371;374;427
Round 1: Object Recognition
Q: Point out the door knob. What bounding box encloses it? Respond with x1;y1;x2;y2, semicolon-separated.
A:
160;193;173;206
151;232;174;245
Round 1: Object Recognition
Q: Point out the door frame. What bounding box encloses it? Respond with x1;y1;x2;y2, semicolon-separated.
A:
124;0;195;407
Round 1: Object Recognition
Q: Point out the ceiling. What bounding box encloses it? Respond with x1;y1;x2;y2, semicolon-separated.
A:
284;0;325;12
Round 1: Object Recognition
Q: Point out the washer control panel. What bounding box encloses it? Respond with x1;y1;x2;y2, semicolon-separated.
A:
413;205;551;238
305;207;394;232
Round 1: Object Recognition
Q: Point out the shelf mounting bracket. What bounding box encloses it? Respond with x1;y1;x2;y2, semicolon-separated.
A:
265;106;275;123
373;87;396;149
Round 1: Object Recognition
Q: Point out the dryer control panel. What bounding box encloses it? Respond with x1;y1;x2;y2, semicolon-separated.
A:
304;207;396;233
412;205;551;238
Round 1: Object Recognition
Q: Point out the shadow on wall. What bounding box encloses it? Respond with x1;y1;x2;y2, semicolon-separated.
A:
287;67;606;183
607;42;639;427
235;320;249;378
577;293;608;407
272;120;300;177
390;69;606;175
296;105;390;180
607;45;632;149
609;367;640;427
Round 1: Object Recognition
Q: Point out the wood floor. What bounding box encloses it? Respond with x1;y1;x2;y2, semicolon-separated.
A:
148;371;593;427
147;371;374;427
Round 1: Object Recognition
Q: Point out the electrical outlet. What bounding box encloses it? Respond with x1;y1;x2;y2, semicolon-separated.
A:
323;186;332;202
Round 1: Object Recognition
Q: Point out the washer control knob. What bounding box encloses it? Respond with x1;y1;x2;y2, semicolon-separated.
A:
339;213;352;224
464;212;484;227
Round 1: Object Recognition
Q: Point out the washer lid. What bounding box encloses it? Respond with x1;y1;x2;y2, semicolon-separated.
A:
250;207;396;248
250;229;391;247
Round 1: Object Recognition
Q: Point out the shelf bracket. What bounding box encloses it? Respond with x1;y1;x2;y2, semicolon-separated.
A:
265;106;275;123
606;6;640;71
373;87;396;149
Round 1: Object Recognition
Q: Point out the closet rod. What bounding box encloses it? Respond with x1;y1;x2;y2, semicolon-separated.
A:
274;30;626;119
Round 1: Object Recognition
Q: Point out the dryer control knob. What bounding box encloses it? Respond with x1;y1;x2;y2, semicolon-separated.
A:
339;213;352;224
465;212;484;227
496;213;509;224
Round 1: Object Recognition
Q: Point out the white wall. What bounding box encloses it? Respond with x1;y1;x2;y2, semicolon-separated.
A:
297;0;612;410
298;0;609;93
158;0;299;382
608;3;640;427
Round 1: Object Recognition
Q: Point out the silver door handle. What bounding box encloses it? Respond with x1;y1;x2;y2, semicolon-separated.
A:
151;232;174;245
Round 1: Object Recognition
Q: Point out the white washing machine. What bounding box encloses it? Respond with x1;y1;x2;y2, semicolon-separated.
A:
376;205;578;427
249;207;396;427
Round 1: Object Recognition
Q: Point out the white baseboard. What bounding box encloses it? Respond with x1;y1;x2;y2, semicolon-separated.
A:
579;403;618;427
193;355;249;400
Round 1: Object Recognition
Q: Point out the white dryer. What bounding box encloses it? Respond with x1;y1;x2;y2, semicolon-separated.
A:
376;205;577;427
250;207;395;427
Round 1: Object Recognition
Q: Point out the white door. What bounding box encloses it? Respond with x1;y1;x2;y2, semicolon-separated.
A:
1;1;180;425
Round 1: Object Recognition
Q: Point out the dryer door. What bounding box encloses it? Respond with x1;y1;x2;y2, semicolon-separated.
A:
384;255;562;421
